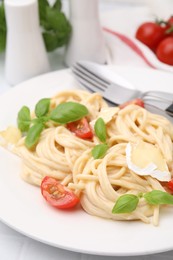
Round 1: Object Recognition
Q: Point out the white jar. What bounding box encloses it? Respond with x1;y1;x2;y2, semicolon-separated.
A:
4;0;50;85
64;0;106;67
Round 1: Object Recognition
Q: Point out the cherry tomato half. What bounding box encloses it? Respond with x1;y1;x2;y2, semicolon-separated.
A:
156;37;173;65
135;22;166;51
120;98;145;109
167;179;173;192
67;117;93;139
41;176;79;209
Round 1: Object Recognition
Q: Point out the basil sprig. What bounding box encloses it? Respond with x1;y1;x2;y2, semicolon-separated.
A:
17;99;89;148
91;117;109;159
112;190;173;214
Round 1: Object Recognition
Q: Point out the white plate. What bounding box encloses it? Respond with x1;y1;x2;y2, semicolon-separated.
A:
0;66;173;256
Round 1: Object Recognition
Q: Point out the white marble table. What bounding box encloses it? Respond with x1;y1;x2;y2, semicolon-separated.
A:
1;1;173;259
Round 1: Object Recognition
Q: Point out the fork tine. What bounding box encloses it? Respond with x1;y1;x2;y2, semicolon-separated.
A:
72;66;106;93
72;68;104;93
73;65;105;90
75;62;109;88
72;71;118;105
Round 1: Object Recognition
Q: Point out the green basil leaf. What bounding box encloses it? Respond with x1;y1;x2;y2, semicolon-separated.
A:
17;106;31;132
35;98;50;118
46;8;70;32
91;143;108;159
53;0;62;11
0;2;6;31
94;117;107;143
50;102;88;124
112;194;139;214
42;7;72;50
42;31;58;52
25;123;44;148
38;0;49;25
0;29;6;53
0;2;6;53
144;190;173;205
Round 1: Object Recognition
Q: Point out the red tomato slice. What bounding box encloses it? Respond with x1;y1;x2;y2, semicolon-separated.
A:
67;117;93;139
41;176;79;209
119;98;145;109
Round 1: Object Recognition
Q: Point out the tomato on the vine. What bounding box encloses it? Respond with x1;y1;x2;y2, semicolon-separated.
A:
168;16;173;26
156;37;173;65
135;22;166;51
165;16;173;36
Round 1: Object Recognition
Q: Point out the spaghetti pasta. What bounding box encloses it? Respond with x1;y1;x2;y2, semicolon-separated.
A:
1;89;173;226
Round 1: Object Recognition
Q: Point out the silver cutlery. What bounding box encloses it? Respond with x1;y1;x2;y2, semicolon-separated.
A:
72;61;173;117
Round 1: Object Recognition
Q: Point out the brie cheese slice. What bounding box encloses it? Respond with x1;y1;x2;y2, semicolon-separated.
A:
126;141;171;182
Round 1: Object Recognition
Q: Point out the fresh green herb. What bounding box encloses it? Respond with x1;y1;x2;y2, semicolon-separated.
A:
38;0;49;26
0;1;6;53
35;98;50;118
17;99;89;148
31;116;49;125
0;0;71;53
25;123;45;148
112;190;173;215
144;190;173;205
39;0;71;52
92;118;108;159
91;143;109;159
42;32;59;52
94;118;107;143
17;106;31;132
53;0;62;11
49;102;89;124
112;194;139;214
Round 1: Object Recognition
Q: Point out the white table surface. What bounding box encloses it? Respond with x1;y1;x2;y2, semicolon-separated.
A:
1;1;173;259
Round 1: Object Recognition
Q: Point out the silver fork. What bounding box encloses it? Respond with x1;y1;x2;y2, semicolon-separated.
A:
72;61;173;117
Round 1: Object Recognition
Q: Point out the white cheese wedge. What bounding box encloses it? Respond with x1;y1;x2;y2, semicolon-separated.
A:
0;126;21;144
126;141;171;182
0;126;22;150
90;107;119;129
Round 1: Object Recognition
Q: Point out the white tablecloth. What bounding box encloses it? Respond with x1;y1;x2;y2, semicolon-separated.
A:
1;1;173;259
